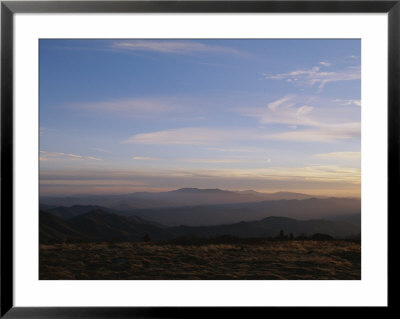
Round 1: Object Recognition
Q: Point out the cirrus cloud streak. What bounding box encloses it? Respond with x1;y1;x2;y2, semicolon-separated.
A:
112;40;246;56
263;64;360;89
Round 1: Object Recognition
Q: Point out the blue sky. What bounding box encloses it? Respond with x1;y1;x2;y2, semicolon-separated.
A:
39;39;361;196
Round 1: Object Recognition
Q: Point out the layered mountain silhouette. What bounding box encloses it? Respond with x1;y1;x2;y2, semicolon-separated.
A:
39;188;361;243
40;189;360;227
40;209;360;244
46;205;120;220
40;209;169;243
41;198;360;227
39;188;317;210
168;216;359;239
40;211;87;243
119;197;360;226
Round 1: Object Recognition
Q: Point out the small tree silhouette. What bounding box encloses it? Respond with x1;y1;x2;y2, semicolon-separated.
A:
279;229;285;238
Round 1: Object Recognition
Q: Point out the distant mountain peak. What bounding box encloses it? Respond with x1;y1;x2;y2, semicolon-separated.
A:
236;190;260;195
173;188;199;192
171;188;226;193
261;216;295;222
272;191;306;195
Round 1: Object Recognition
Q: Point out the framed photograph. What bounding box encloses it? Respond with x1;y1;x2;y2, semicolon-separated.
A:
1;0;395;316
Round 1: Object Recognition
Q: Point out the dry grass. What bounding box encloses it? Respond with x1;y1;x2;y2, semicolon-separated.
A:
39;240;361;280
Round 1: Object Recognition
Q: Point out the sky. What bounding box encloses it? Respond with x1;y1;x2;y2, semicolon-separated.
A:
39;39;361;197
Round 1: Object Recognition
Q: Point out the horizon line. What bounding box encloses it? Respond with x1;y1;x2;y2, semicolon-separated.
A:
39;187;361;199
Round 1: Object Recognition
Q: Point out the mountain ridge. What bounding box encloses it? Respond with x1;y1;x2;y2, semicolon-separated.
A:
40;209;360;244
119;197;361;226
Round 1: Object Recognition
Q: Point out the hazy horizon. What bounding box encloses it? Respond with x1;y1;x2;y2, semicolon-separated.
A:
40;39;361;198
39;186;360;199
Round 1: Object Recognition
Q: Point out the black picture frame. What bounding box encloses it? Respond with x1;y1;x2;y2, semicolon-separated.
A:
1;0;396;317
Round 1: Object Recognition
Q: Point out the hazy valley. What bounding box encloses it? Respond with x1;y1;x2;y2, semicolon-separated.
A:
40;188;361;241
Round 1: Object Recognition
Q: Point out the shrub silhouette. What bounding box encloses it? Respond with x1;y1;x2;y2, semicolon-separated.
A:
275;229;288;240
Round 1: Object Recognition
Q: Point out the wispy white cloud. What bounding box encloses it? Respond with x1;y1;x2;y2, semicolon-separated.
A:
314;152;361;160
40;151;101;161
235;95;360;143
263;122;360;143
121;93;360;146
133;156;157;160
112;40;245;56
122;127;246;145
205;147;264;153
334;99;361;107
40;166;358;183
319;61;331;67
267;96;293;111
263;64;360;90
122;121;360;145
183;158;244;164
236;95;320;127
40;165;360;197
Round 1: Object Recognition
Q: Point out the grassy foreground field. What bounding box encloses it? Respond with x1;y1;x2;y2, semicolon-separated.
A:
39;240;361;280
